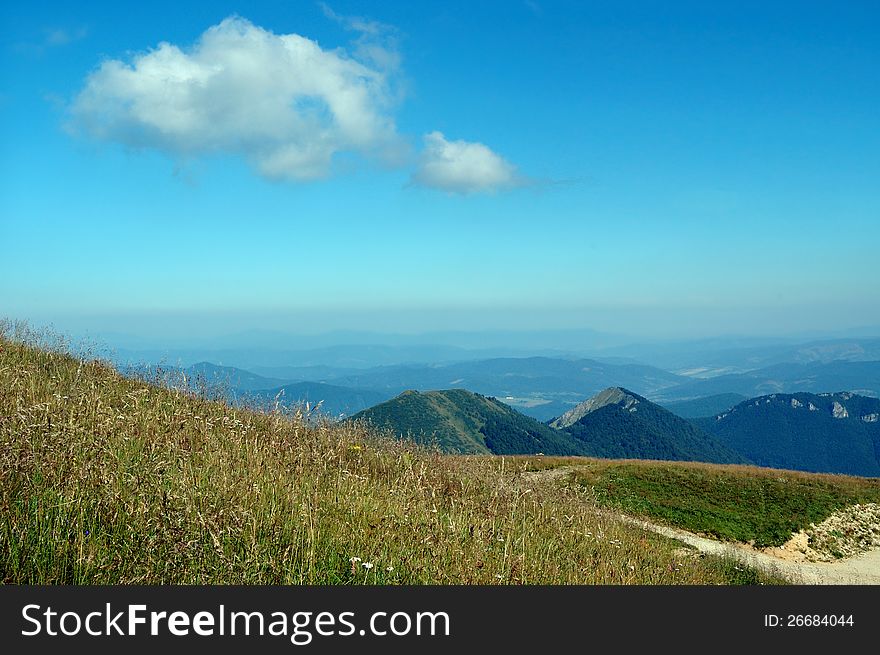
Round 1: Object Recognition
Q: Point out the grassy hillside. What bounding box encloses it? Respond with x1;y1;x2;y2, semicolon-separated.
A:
694;392;880;476
0;328;782;584
350;389;583;455
517;457;880;548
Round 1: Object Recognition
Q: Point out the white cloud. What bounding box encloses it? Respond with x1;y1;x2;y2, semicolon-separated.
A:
45;26;89;47
70;13;526;193
318;3;402;90
320;2;379;32
412;131;520;194
12;25;89;56
70;16;402;180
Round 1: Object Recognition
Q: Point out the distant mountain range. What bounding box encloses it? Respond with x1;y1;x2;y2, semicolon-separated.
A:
659;360;880;402
110;339;600;371
251;357;880;420
332;356;686;393
121;361;288;393
121;362;391;418
116;335;880;423
105;332;880;372
247;382;390;418
602;337;880;372
183;362;292;392
309;357;691;421
295;358;880;420
694;392;880;477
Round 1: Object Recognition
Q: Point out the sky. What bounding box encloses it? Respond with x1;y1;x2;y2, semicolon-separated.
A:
1;0;879;343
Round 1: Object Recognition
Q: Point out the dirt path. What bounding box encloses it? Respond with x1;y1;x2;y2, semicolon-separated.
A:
519;465;577;486
519;465;880;584
614;513;880;585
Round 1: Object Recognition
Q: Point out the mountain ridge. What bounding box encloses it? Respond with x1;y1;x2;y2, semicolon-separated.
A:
694;391;880;476
350;388;584;455
550;387;746;465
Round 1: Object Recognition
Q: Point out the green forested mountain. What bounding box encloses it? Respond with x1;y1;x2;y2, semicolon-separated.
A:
350;389;584;455
550;388;745;464
352;387;747;463
319;379;880;475
694;392;880;476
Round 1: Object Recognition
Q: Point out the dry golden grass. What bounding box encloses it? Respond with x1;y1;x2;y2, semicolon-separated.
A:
0;322;783;584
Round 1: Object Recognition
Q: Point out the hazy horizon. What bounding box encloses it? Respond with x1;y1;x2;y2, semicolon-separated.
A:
15;308;880;354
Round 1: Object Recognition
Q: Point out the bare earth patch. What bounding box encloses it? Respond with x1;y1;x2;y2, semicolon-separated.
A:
519;465;576;486
765;503;880;563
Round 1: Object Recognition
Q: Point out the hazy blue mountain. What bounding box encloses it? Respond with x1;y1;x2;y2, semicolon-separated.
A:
662;393;748;418
350;389;585;455
184;362;293;392
111;339;600;372
550;388;745;464
328;357;688;420
694;392;880;476
104;329;880;381
104;326;626;357
248;364;364;381
248;382;391;418
656;361;880;402
604;337;880;374
121;362;387;417
121;362;290;394
113;344;482;370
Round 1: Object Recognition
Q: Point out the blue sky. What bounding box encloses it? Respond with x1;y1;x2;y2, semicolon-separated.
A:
2;0;878;340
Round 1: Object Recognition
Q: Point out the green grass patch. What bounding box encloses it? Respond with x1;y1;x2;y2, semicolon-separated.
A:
563;459;880;547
